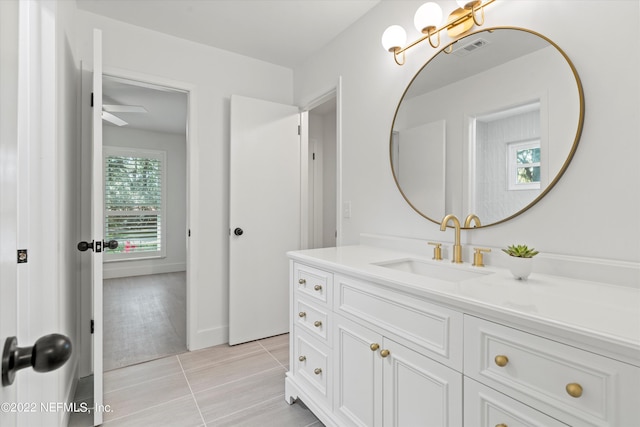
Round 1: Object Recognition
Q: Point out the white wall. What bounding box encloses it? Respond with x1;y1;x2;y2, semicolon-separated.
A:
294;0;640;263
103;126;187;279
75;10;294;351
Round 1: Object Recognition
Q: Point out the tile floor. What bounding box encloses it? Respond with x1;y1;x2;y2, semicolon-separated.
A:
69;334;322;427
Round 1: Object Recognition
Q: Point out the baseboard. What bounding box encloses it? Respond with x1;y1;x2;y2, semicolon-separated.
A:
103;262;186;279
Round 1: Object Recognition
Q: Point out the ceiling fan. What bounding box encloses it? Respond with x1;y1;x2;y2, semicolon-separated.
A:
102;104;148;127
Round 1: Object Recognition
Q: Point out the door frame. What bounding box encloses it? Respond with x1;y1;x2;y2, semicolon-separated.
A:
301;77;343;247
79;66;197;376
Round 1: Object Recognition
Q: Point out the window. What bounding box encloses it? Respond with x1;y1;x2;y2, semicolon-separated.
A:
507;140;540;190
104;147;166;260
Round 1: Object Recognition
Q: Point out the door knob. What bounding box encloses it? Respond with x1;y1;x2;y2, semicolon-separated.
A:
77;240;94;252
103;240;118;250
2;334;72;386
234;228;244;236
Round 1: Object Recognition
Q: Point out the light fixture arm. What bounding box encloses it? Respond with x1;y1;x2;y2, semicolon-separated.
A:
471;3;485;26
389;0;495;65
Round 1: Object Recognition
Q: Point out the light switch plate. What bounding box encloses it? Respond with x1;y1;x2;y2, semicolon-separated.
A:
343;201;351;219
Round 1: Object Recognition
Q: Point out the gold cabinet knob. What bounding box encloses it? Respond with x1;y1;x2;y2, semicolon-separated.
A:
494;355;509;367
298;355;306;362
298;311;306;318
566;383;583;398
370;343;380;351
380;349;390;358
314;321;322;327
298;278;306;285
495;424;508;427
314;368;322;375
314;284;322;291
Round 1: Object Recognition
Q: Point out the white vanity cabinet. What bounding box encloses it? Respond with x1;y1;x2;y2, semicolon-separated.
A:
287;262;463;426
285;254;640;427
464;315;640;427
333;314;462;427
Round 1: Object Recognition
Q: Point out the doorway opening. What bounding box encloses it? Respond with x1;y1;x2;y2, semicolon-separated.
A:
101;75;188;370
306;95;338;249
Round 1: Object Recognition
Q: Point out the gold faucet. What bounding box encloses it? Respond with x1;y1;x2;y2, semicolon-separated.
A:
464;214;481;228
440;214;463;263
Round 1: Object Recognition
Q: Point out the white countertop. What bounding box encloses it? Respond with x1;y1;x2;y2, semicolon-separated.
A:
289;245;640;365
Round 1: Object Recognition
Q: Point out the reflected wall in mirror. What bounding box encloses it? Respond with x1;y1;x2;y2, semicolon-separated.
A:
391;27;584;227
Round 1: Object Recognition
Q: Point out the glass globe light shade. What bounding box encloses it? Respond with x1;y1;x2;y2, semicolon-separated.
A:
414;2;443;33
456;0;470;8
381;25;407;51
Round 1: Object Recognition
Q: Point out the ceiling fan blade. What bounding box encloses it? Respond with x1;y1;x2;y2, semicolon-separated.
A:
103;104;148;113
102;111;128;126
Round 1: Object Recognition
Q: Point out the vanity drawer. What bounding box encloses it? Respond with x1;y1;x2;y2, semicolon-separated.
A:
294;263;333;306
464;377;567;427
464;315;640;427
335;274;463;370
294;298;331;345
293;328;331;405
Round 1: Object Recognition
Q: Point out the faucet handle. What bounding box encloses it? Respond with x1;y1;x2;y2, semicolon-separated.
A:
428;242;443;261
472;247;491;267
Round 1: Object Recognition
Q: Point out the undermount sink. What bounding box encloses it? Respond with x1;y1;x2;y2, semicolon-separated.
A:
373;258;493;282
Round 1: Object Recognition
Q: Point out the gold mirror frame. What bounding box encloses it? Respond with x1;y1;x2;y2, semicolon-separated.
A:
390;27;584;228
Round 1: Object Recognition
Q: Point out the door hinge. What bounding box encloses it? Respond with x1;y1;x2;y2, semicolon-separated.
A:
297;125;301;135
90;320;94;334
91;92;94;107
313;153;316;160
17;249;28;264
188;229;191;237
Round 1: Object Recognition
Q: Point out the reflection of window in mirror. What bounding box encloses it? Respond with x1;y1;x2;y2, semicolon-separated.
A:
508;140;541;190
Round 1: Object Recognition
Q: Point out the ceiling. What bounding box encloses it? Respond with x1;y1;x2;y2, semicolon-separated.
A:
102;76;188;134
81;0;380;134
76;0;381;69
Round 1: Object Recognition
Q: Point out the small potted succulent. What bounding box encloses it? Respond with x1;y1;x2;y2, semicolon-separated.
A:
502;244;539;280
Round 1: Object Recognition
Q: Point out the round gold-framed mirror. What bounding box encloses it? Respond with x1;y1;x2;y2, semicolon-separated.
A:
390;27;584;228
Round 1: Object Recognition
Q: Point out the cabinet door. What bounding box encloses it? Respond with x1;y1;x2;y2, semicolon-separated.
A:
382;336;463;427
334;314;383;427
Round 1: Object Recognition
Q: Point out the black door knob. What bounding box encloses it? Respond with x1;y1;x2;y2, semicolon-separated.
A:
234;228;244;236
2;334;72;386
77;240;94;252
104;240;119;250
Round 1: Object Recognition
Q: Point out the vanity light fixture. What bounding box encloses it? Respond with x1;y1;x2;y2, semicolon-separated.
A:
381;0;496;65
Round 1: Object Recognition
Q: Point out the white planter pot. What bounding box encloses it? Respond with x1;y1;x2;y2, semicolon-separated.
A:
507;256;533;280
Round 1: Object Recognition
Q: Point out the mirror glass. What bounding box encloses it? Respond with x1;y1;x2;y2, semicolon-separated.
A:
391;27;584;227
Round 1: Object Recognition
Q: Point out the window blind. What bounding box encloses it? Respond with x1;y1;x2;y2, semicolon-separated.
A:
104;150;165;258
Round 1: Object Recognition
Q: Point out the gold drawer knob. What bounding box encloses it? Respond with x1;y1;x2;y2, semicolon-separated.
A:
314;368;322;375
314;284;322;291
566;383;583;398
370;343;380;351
298;278;306;285
314;321;322;327
298;355;306;362
495;424;508;427
298;311;306;318
380;349;390;358
494;355;509;367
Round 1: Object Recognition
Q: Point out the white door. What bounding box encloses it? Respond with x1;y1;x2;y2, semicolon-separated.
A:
0;2;19;423
229;95;301;345
90;28;105;427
